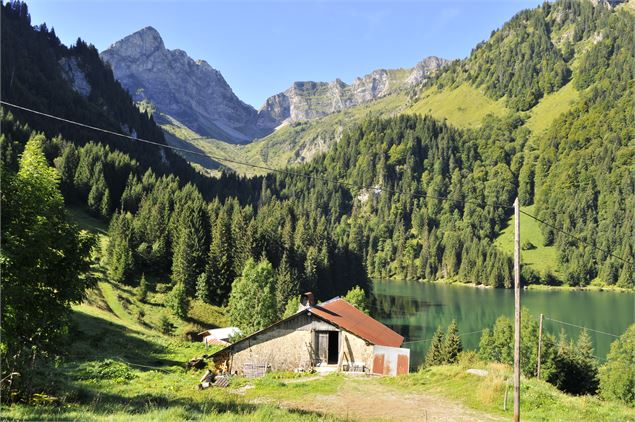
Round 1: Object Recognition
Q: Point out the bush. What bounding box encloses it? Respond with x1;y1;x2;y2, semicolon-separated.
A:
135;308;145;324
343;286;369;314
155;283;171;294
79;359;136;383
159;315;174;335
521;241;536;250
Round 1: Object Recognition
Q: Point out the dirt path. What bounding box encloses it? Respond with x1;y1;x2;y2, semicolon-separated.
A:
272;377;506;422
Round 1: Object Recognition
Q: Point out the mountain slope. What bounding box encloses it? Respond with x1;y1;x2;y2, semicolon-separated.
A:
102;27;446;147
0;4;208;185
258;57;446;128
190;0;632;176
101;27;267;144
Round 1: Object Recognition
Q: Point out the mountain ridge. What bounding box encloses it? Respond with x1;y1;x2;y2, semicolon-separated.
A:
101;26;266;144
101;26;447;144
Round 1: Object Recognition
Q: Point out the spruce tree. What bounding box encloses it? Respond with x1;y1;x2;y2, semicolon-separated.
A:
599;324;635;405
195;272;211;304
208;208;234;305
424;327;446;367
136;273;148;302
166;282;188;319
443;320;463;364
171;201;207;296
574;329;599;395
275;252;298;316
107;212;135;284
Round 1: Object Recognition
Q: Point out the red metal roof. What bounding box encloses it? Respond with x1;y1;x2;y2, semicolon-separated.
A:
309;298;404;347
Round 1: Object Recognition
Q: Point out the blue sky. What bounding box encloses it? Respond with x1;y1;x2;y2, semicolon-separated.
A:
25;0;543;108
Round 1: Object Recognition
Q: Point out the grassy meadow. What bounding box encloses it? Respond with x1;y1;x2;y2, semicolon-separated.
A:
494;205;561;278
407;83;508;129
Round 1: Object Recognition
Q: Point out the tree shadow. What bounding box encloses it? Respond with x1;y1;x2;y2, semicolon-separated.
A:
3;389;332;420
67;310;183;369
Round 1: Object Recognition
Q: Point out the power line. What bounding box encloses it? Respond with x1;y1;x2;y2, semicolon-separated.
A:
544;317;620;338
2;100;631;267
518;209;633;265
541;337;606;362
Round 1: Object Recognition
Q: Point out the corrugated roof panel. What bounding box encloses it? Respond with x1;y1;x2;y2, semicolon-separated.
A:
309;299;403;347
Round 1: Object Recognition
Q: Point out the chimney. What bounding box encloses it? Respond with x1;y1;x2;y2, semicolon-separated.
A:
298;292;316;311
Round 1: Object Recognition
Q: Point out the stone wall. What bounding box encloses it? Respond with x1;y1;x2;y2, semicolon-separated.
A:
338;331;374;371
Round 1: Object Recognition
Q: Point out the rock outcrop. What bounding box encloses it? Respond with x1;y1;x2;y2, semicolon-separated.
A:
257;57;447;128
102;27;447;142
101;26;265;143
59;56;91;97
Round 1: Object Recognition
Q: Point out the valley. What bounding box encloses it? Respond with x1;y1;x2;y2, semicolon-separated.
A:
1;0;634;420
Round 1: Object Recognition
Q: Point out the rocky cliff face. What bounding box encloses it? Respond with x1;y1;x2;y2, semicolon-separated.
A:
101;26;266;143
102;27;447;143
257;57;447;128
407;56;448;86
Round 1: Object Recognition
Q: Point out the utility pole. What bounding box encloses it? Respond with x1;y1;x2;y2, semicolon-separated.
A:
513;198;521;422
537;313;544;380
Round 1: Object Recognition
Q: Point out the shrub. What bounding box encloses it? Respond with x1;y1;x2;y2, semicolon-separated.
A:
159;315;174;335
135;308;145;324
521;241;536;250
343;286;369;314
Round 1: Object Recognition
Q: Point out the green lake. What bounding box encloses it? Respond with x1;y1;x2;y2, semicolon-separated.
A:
371;280;635;369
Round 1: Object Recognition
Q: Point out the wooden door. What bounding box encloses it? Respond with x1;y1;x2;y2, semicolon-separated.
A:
317;332;329;364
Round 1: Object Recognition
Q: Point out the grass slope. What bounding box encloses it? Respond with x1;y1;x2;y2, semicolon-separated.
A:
407;84;508;128
525;81;579;135
3;294;336;421
494;205;560;277
383;359;634;422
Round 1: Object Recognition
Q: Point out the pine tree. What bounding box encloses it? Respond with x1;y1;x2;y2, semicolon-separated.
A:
136;273;148;302
443;320;463;364
424;327;446;367
166;282;188;319
195;272;211;304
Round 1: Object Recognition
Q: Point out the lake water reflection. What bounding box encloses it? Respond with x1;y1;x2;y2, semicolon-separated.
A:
371;280;635;369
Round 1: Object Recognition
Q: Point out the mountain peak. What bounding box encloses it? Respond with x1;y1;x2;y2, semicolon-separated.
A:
101;28;268;144
107;26;165;57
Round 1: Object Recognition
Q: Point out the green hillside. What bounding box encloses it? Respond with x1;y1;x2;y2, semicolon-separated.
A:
494;205;560;277
407;83;508;128
162;93;409;176
525;81;579;135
